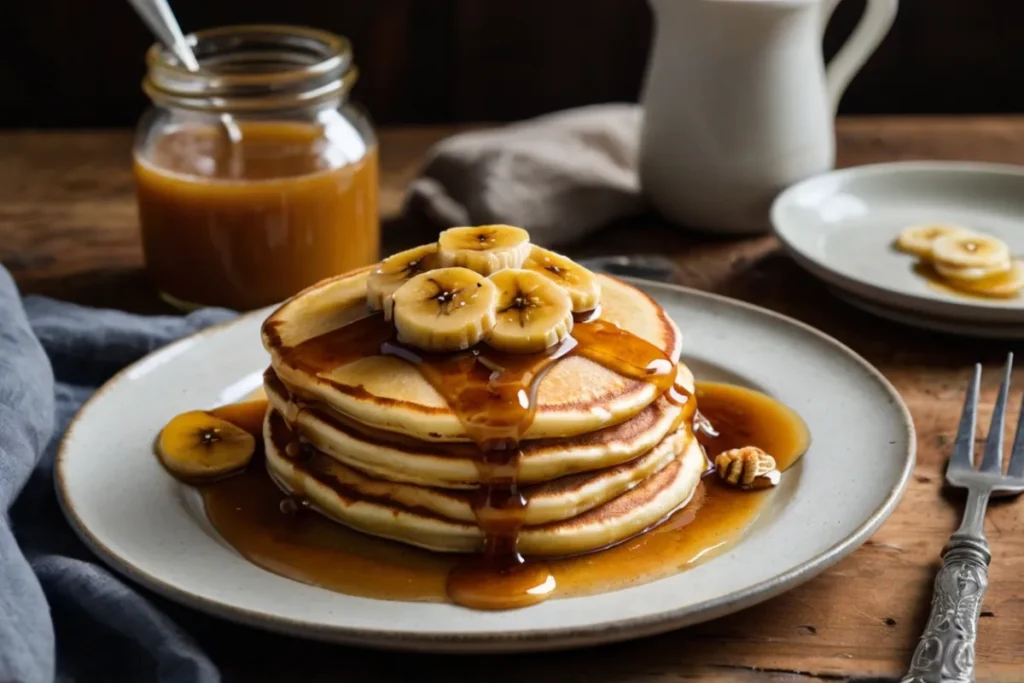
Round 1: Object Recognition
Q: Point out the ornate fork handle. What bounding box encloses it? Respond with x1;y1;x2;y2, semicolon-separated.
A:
902;534;991;683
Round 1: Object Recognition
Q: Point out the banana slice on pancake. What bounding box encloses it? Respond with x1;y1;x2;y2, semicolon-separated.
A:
931;232;1010;270
522;245;601;312
366;244;441;318
437;225;531;275
894;224;972;259
486;269;574;353
391;267;498;352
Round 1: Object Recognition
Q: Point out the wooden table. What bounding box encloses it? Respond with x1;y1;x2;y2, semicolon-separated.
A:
4;117;1024;682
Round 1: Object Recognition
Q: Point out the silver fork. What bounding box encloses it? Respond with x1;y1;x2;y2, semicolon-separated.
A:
902;353;1024;683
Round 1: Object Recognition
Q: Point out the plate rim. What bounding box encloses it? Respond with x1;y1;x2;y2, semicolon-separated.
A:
771;159;1024;324
55;279;917;652
830;286;1024;340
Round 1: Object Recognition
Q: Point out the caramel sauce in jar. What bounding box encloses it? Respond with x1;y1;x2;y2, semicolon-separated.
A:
135;123;379;311
134;25;379;311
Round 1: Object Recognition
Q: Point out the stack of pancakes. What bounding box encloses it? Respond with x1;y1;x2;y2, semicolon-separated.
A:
260;267;708;557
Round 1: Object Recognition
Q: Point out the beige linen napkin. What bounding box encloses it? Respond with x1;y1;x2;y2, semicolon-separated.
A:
406;103;645;247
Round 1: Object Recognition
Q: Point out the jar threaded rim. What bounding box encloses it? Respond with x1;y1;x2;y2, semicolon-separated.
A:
143;24;356;114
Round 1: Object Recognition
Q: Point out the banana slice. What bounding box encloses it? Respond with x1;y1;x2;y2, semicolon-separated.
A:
931;233;1010;269
486;269;574;353
522;245;601;312
209;399;268;437
157;411;256;482
391;267;498;352
945;260;1024;298
934;259;1011;283
895;224;973;259
367;244;441;318
437;225;531;275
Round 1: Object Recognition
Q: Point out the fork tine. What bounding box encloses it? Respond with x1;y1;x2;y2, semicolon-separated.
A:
948;363;981;474
980;353;1013;474
1007;364;1024;480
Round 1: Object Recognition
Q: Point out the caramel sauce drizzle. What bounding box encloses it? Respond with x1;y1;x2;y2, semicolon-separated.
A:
380;335;576;608
277;309;689;610
385;316;685;610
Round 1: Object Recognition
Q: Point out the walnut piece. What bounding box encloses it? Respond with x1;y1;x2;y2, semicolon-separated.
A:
714;446;780;490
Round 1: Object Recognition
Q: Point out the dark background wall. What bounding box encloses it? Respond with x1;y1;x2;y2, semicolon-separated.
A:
0;0;1020;128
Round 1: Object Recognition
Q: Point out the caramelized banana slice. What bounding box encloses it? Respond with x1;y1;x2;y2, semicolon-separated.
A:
931;232;1010;269
437;225;531;275
209;399;269;437
486;269;574;353
944;259;1024;298
934;259;1011;283
157;411;255;482
391;267;498;352
894;224;973;259
367;244;441;318
522;245;601;312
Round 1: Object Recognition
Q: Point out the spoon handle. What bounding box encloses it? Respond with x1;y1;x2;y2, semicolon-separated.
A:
126;0;243;143
127;0;199;70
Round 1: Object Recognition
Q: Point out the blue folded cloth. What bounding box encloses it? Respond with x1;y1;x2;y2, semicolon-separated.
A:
0;256;675;682
0;264;235;683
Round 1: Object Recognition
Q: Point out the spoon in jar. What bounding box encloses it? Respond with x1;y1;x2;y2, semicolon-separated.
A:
126;0;243;144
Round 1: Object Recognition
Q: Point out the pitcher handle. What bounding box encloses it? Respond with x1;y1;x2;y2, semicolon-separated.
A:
824;0;898;114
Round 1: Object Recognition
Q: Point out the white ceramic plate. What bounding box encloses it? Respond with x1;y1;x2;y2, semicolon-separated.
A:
831;287;1024;340
772;161;1024;324
57;280;915;653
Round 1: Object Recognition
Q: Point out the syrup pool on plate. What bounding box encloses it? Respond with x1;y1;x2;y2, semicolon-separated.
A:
197;377;808;605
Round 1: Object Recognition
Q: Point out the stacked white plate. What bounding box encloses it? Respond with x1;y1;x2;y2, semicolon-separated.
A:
771;161;1024;339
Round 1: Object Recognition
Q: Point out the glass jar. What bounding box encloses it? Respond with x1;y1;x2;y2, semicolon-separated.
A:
134;25;380;311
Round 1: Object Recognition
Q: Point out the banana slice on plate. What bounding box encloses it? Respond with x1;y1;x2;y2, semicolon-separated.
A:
209;400;268;437
157;411;256;482
367;244;441;318
486;269;574;353
437;225;532;275
391;267;498;352
522;245;601;312
934;259;1011;283
944;260;1024;298
894;224;972;258
931;232;1010;269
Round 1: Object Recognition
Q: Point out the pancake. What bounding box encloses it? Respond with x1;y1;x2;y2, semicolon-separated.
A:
262;269;682;442
266;407;691;525
265;410;708;556
265;365;695;488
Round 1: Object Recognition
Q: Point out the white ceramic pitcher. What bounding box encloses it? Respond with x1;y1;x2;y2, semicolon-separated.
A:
639;0;898;234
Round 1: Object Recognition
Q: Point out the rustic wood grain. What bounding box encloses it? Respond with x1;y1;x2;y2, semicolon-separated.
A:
3;117;1024;682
